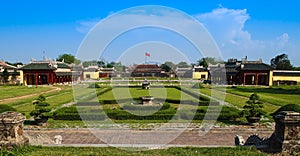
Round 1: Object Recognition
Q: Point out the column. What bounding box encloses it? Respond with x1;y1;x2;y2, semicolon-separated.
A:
255;73;258;85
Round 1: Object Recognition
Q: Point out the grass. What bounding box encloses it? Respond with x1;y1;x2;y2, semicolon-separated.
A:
196;86;280;114
226;86;300;107
0;146;267;156
0;85;52;100
98;87;200;102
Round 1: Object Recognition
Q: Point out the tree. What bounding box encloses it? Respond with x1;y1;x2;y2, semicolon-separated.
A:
243;93;264;123
30;94;51;125
82;60;98;67
270;54;293;70
197;57;220;68
106;61;116;68
56;54;79;64
160;61;176;72
113;62;125;72
97;61;106;67
177;61;191;68
2;68;9;83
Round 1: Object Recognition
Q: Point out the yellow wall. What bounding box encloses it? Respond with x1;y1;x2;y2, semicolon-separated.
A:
269;71;273;86
193;71;209;80
83;71;99;80
18;70;23;84
273;76;300;82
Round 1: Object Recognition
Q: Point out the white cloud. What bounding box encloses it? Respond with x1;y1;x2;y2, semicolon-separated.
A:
76;18;101;34
75;7;299;66
277;33;289;47
193;7;298;65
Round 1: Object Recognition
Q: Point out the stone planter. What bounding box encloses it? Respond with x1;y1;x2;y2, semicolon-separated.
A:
35;117;49;126
140;96;154;105
0;111;29;150
246;116;261;123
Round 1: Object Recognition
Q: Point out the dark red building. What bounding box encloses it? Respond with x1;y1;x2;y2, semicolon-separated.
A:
130;64;163;77
21;61;73;85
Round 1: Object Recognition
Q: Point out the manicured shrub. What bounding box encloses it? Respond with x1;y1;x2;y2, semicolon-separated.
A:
0;104;16;113
272;104;300;115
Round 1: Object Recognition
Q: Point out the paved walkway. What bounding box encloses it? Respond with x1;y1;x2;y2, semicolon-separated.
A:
24;126;274;147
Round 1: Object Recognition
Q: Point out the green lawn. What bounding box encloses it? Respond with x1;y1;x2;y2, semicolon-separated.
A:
99;87;199;101
196;86;280;114
0;146;267;156
226;86;300;107
0;86;52;100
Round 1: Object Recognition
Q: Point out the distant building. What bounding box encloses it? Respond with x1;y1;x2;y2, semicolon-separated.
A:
192;66;209;80
208;58;273;86
83;66;99;80
175;67;193;78
273;70;300;85
235;60;273;86
21;60;72;85
0;61;21;84
130;64;163;77
99;67;115;78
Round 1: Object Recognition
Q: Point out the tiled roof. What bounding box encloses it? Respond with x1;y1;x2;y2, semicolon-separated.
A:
0;61;17;69
238;63;273;71
21;61;70;70
273;70;300;76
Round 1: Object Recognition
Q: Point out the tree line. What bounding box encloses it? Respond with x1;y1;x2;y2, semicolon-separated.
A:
3;53;300;71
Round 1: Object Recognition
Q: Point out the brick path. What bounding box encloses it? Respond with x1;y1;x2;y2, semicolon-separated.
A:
24;126;274;147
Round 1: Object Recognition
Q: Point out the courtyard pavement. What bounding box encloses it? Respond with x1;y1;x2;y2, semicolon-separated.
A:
24;125;274;147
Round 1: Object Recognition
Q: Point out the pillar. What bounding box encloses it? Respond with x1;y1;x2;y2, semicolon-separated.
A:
0;112;29;150
282;111;300;155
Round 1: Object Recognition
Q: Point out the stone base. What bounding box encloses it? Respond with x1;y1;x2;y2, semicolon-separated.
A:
0;137;29;150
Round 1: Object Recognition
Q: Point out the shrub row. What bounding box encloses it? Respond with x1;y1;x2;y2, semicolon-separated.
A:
0;105;16;113
180;106;243;121
122;103;171;110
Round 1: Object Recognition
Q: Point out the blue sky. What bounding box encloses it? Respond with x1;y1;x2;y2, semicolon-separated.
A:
0;0;300;66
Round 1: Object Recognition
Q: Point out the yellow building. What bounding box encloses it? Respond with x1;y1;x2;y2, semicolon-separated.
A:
83;66;99;80
273;70;300;85
192;66;209;80
0;61;21;84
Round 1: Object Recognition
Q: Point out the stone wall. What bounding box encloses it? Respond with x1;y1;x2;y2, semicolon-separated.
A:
282;111;300;155
0;111;29;150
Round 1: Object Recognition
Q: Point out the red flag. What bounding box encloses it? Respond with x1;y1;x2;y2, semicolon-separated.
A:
145;52;150;57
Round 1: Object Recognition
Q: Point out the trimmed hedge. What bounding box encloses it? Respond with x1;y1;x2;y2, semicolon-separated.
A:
180;106;242;121
122;103;171;111
0;105;16;113
272;104;300;115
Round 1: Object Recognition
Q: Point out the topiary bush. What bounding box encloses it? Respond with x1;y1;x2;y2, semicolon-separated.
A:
30;95;51;125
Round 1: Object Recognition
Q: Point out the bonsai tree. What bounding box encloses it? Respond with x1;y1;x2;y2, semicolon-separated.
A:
30;94;51;125
243;93;264;123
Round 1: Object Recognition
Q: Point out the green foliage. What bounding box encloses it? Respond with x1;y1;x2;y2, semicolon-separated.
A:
272;104;300;115
176;61;191;68
52;106;105;120
270;53;293;70
243;93;264;117
2;68;9;83
56;54;79;64
0;146;267;156
160;61;176;72
0;104;16;113
30;95;51;119
197;57;222;68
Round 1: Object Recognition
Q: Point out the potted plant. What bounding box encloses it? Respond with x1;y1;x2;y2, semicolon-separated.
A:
243;93;264;124
30;94;51;126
